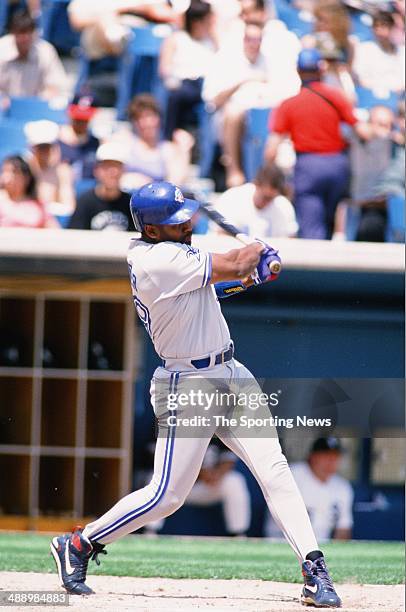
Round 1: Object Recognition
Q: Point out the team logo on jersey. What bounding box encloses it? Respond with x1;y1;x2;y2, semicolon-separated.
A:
185;245;201;262
174;187;184;203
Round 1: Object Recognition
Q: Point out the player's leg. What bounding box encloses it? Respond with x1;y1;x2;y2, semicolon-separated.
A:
216;361;342;607
51;371;213;594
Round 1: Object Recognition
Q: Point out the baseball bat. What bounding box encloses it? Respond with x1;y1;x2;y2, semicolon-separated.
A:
198;201;282;275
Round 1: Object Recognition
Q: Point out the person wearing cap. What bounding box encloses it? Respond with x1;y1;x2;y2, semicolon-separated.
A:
266;437;353;541
265;48;370;239
68;143;135;231
0;9;67;99
58;94;101;182
25;120;76;214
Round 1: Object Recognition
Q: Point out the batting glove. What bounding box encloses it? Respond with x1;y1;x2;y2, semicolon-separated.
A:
252;241;282;284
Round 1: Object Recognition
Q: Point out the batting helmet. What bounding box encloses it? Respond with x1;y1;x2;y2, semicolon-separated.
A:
130;181;200;232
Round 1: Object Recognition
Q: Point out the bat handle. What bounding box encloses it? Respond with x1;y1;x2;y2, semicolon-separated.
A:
236;233;255;246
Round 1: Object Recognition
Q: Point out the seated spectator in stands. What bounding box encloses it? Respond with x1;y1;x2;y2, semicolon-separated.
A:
68;0;183;61
0;9;67;99
354;104;404;242
302;1;356;101
146;440;251;537
68;143;135;231
215;164;298;237
25;120;76;214
203;23;273;188
159;0;217;139
0;155;58;228
265;48;371;240
58;94;100;183
265;438;353;541
114;93;193;189
352;10;405;95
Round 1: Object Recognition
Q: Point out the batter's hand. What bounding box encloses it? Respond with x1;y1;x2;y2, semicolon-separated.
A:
253;241;282;283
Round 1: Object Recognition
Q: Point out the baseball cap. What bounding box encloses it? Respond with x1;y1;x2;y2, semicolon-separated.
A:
24;120;59;146
95;142;128;165
310;437;343;454
68;93;99;121
297;48;322;71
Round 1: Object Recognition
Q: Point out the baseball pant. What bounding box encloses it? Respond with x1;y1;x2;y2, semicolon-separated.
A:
83;359;318;561
294;152;350;239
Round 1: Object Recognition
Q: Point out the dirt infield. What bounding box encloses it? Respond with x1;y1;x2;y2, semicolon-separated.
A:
1;572;404;612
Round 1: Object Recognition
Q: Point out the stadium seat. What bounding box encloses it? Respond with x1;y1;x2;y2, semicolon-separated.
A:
386;194;405;243
242;108;272;182
6;97;67;124
41;0;80;54
0;120;28;164
273;0;314;38
350;11;374;42
116;25;170;120
355;86;399;112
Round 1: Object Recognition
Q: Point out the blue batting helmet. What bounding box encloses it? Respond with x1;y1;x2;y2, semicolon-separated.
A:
297;48;322;71
130;181;200;232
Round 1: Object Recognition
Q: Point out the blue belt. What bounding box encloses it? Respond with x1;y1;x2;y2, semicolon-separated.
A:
162;343;234;370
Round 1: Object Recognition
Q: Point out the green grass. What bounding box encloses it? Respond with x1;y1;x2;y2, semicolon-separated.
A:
0;533;404;585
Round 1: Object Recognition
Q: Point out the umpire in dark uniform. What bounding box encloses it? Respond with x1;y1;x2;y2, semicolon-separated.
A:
265;48;370;239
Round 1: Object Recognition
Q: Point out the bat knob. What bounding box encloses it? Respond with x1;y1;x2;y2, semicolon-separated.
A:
269;261;282;275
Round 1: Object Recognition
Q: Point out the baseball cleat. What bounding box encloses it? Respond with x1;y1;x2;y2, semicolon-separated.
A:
301;556;342;608
50;526;106;595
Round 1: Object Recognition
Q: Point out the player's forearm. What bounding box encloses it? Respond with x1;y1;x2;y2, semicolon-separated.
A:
211;244;262;283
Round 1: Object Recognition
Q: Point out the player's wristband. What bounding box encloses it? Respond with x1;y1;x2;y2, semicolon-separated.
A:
215;281;247;299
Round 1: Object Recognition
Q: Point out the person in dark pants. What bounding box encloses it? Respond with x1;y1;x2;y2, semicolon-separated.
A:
265;48;370;240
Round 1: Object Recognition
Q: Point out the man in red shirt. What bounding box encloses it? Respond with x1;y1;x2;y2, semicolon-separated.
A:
265;48;369;239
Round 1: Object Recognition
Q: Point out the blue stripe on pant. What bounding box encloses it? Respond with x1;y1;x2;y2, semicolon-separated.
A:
294;152;350;239
90;372;179;542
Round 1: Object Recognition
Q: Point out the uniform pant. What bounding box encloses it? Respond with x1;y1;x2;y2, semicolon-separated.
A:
83;359;318;562
294;152;350;240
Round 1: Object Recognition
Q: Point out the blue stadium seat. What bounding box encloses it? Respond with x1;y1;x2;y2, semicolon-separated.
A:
6;97;67;124
386;194;405;243
0;119;28;164
242;108;272;182
116;25;170;120
74;178;97;198
350;11;374;42
273;0;314;38
41;0;80;54
355;86;399;112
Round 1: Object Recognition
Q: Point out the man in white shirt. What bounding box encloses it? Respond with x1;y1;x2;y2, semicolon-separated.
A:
202;22;274;188
0;9;67;99
352;10;405;95
266;437;354;541
215;165;298;238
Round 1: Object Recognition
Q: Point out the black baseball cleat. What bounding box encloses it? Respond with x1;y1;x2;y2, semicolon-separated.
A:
301;555;342;608
50;526;107;595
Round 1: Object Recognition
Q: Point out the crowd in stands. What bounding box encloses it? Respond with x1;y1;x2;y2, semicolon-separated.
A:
0;0;404;242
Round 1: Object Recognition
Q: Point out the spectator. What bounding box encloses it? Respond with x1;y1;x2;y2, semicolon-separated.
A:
58;93;100;183
215;164;298;237
352;10;405;95
0;155;58;228
266;438;353;541
0;9;67;99
114;93;193;189
68;0;182;60
265;48;370;240
24;120;76;214
68;143;135;231
302;1;356;101
354;103;405;242
159;0;217;139
146;440;251;537
203;23;272;188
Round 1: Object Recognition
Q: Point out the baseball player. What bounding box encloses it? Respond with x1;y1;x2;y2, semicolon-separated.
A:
50;181;342;608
